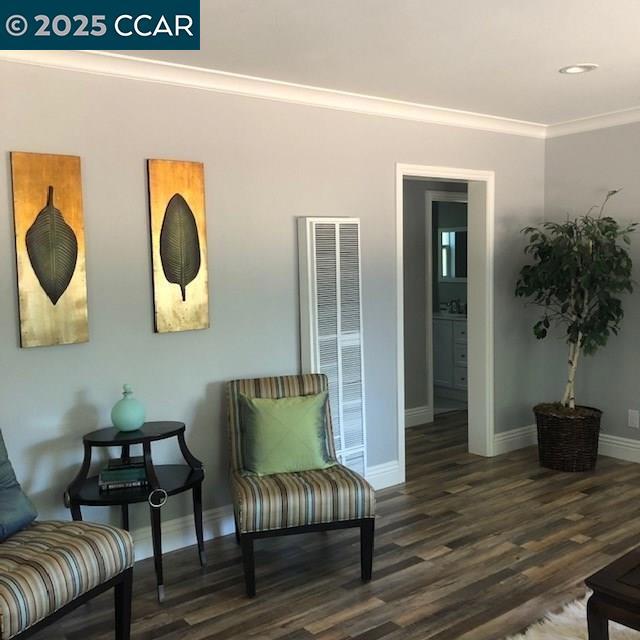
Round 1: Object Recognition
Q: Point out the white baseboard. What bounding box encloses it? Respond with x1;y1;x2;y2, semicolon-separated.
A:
366;460;404;490
405;406;433;428
492;425;640;465
130;461;404;560
599;432;640;463
493;424;537;455
131;504;235;561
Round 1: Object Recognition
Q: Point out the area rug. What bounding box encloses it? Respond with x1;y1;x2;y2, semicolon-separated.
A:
506;593;640;639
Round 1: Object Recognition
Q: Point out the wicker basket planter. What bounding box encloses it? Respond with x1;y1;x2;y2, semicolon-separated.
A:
533;404;602;472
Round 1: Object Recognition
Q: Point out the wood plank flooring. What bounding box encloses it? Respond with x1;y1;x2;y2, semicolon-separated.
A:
39;412;640;639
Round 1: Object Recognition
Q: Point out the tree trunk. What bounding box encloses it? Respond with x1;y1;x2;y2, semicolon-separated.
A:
561;342;574;407
562;335;582;409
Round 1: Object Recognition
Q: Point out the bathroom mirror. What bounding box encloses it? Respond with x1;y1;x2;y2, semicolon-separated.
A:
439;227;467;281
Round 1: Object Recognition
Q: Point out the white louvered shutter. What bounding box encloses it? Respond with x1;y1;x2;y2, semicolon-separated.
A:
298;218;367;476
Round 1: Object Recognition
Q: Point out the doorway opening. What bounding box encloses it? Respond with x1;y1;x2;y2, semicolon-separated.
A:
395;164;495;478
428;189;468;416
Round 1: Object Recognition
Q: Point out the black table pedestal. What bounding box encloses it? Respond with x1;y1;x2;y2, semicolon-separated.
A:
65;421;206;602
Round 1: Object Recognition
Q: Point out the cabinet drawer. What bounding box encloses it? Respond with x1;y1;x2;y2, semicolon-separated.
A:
433;319;454;387
453;366;468;389
453;322;467;343
454;343;467;367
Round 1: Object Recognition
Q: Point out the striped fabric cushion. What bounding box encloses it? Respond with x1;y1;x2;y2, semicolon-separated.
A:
232;465;375;533
0;520;133;639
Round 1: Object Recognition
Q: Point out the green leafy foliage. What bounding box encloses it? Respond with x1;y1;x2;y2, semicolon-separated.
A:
515;192;636;358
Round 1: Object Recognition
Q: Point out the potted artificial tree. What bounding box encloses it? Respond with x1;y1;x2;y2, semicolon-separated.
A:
515;191;636;471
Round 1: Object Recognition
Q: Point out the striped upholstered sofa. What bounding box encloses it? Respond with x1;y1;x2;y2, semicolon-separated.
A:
227;373;375;596
0;520;134;639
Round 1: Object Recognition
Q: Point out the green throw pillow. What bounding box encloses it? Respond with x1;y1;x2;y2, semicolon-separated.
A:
239;392;335;475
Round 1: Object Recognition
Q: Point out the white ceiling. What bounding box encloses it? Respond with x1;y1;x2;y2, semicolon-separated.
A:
130;0;640;125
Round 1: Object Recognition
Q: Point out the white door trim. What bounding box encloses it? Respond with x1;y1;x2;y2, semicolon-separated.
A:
396;164;495;473
425;189;469;421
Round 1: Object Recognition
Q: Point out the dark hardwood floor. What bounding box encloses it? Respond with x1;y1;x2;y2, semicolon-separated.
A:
40;412;640;639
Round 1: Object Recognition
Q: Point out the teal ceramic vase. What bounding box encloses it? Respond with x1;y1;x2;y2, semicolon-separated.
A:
111;384;145;432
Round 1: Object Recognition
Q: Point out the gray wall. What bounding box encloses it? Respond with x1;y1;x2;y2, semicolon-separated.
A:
545;123;640;439
0;60;547;530
403;180;428;410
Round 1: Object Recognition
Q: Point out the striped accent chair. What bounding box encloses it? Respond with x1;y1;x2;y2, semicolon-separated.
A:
0;520;134;639
227;374;375;596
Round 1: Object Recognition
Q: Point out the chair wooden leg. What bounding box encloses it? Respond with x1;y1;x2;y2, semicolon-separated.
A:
115;568;133;640
360;519;375;582
234;513;241;545
240;535;256;597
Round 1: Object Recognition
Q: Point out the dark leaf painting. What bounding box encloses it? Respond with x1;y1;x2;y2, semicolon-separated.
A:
147;159;209;333
25;186;78;305
10;152;89;348
159;193;201;302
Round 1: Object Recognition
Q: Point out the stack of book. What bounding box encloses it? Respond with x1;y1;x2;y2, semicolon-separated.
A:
99;456;148;492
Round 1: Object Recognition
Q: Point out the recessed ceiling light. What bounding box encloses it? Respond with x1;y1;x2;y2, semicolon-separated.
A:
558;63;598;74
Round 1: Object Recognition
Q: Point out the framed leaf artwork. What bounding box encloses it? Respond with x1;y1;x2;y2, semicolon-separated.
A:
10;152;89;348
147;159;209;333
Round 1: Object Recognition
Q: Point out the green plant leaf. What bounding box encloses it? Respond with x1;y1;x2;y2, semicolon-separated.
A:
514;196;635;371
25;186;78;305
159;193;201;301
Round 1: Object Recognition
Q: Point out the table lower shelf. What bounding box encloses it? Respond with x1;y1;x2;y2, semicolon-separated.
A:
69;464;204;506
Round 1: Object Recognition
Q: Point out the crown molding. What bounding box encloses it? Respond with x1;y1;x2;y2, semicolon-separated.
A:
545;106;640;139
1;51;639;140
0;50;546;138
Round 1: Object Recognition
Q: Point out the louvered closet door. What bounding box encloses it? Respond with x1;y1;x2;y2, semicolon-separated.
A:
298;218;367;476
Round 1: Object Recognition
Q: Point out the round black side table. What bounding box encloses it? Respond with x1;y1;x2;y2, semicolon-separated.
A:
65;421;205;602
